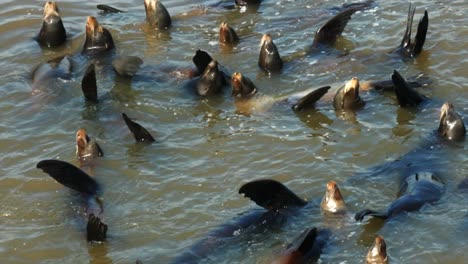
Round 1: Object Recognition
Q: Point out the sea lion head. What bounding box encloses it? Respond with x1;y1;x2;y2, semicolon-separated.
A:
219;22;239;45
231;72;257;99
82;16;115;55
320;181;346;214
37;1;66;48
76;128;103;159
259;34;283;74
196;60;223;96
438;102;466;141
43;1;60;20
334;77;365;111
366;235;388;264
144;0;171;29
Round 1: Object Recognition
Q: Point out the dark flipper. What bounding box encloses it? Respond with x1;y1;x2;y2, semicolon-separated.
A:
97;4;125;13
355;209;388;221
369;73;432;91
122;113;155;143
239;179;307;212
401;4;415;50
411;10;428;57
312;8;357;47
193;50;213;75
292;86;330;111
87;213;108;242
392;70;426;107
36;160;99;195
112;56;143;78
81;63;98;103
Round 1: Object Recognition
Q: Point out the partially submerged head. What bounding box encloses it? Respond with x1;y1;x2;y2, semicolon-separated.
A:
366;235;388;264
320;181;346;214
438;102;466;141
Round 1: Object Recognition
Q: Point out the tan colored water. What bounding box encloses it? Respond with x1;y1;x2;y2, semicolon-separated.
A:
0;0;466;263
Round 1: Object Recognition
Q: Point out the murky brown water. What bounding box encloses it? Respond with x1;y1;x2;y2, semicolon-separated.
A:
0;0;467;263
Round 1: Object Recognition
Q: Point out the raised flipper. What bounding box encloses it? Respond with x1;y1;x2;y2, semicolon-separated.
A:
364;72;432;91
112;56;144;78
292;86;330;111
312;8;357;48
81;63;98;103
193;49;213;75
355;209;388;221
400;4;415;51
411;10;428;57
97;4;125;13
239;179;307;212
36;159;99;195
122;113;156;143
392;70;426;107
87;213;108;242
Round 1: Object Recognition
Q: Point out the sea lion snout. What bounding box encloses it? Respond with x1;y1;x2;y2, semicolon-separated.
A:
366;235;388;264
321;181;346;214
344;77;360;94
43;1;59;17
86;16;99;33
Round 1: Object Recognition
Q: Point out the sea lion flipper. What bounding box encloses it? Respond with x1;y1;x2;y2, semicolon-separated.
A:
292;86;331;111
87;213;107;242
411;10;428;57
36;159;99;195
81;63;98;103
122;113;156;143
313;8;357;47
391;70;425;107
112;56;144;78
97;4;125;13
193;50;213;75
401;4;416;50
239;179;307;212
355;209;388;221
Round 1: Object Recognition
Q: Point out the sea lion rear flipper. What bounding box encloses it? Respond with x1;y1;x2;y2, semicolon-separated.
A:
122;113;156;143
112;56;144;78
97;4;125;13
81;63;98;103
193;50;213;75
87;214;107;242
355;209;388;221
36;159;99;195
401;4;416;50
411;10;428;57
292;86;331;111
391;70;425;107
312;8;357;47
239;179;307;212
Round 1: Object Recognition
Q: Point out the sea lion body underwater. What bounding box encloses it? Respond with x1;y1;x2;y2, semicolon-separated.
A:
31;55;73;96
36;160;107;242
172;179;307;263
355;103;466;222
36;1;67;48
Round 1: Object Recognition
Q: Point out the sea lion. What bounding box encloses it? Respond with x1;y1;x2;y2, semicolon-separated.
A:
259;34;283;75
36;159;107;242
366;235;388;264
122;113;155;143
31;55;72;93
144;0;171;30
273;227;331;264
235;0;262;6
76;128;104;159
112;56;144;78
82;16;115;56
37;1;66;48
396;4;428;58
333;77;365;111
438;102;466;141
391;70;427;107
231;72;330;113
81;63;98;102
172;179;307;263
360;72;432;92
97;4;125;14
195;60;228;96
355;171;445;222
320;181;347;215
219;22;239;46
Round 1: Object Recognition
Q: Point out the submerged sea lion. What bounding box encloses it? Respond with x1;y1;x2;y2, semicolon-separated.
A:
259;34;283;74
97;4;125;14
172;179;307;263
36;160;107;242
235;0;262;6
231;72;330;114
320;181;347;215
122;113;155;143
273;227;331;264
76;128;104;159
219;22;239;46
31;55;72;93
37;1;66;48
395;4;428;58
81;63;98;102
355;171;445;222
366;235;388;264
144;0;171;30
112;56;144;78
82;16;115;56
333;77;365;111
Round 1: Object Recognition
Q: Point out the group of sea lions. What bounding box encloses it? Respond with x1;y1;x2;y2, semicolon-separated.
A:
31;1;466;263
